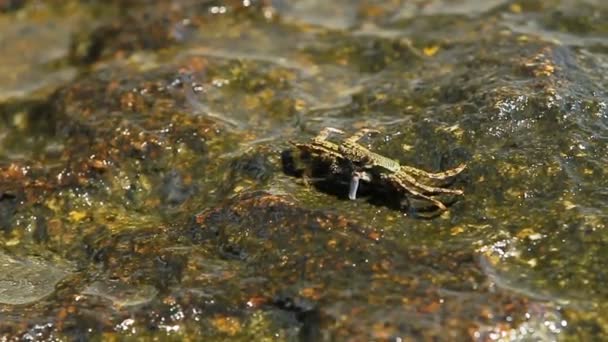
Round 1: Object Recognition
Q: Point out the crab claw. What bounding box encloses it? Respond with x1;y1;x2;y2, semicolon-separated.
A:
348;171;371;200
348;174;360;200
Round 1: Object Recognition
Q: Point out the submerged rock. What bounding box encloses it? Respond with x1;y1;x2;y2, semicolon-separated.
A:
82;280;158;308
0;252;71;305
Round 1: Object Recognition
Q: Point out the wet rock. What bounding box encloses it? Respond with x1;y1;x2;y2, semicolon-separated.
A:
272;292;322;341
32;209;49;243
217;151;275;197
68;0;272;65
188;192;536;340
0;252;71;305
158;170;195;207
0;4;78;101
0;193;17;233
273;0;359;30
229;153;273;182
151;253;187;290
0;0;25;12
82;280;158;308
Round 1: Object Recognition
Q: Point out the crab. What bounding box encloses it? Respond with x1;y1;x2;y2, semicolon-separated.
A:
291;127;466;212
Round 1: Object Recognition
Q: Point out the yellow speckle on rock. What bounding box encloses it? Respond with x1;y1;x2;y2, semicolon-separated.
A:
5;237;20;246
211;315;241;336
294;98;306;111
542;63;555;75
517;228;540;240
547;164;561;176
68;210;88;222
506;188;522;199
45;198;61;212
139;174;152;191
101;333;118;342
423;45;440;57
509;3;522;13
451;226;464;236
13;111;27;131
375;93;387;101
517;228;532;239
244;93;261;110
299;286;322;300
563;200;577;210
438;124;464;139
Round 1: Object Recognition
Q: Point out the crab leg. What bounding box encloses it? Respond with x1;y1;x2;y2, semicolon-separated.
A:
341;129;401;172
347;128;466;181
394;171;464;195
384;174;448;211
290;127;346;161
400;163;467;180
344;128;381;144
314;127;345;142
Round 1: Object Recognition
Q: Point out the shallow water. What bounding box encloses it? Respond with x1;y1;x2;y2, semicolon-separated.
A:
0;0;607;340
